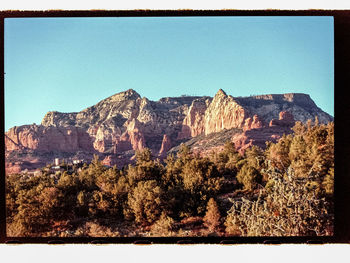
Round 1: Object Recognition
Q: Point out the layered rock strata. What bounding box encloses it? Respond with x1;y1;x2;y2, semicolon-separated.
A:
5;88;333;173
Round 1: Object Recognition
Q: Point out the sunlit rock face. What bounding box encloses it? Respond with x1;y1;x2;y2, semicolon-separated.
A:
204;89;249;135
158;134;172;157
5;124;94;152
5;88;333;173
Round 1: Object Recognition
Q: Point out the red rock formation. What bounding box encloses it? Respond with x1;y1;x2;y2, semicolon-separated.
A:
243;114;264;131
99;118;147;154
5;159;47;175
5;89;333;174
269;111;295;127
126;118;146;151
5;162;22;174
232;111;296;154
115;133;133;153
279;111;294;122
158;134;172;157
179;89;253;139
204;89;248;135
178;99;208;139
128;130;146;152
102;155;115;166
5;125;94;153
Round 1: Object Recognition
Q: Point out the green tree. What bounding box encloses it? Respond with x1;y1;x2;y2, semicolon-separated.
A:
213;141;242;174
135;148;152;164
127;148;164;184
177;143;192;164
265;134;292;171
245;145;264;170
177;155;223;217
236;163;261;191
127;180;163;224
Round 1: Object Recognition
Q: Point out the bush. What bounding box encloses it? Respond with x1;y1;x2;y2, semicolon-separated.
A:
225;169;333;236
203;198;221;233
127;180;163;224
74;221;119;237
236;164;261;191
150;211;175;236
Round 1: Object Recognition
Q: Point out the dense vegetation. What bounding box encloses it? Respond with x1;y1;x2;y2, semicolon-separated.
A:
6;120;334;237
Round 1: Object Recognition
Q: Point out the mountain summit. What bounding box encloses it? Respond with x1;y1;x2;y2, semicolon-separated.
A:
5;89;333;173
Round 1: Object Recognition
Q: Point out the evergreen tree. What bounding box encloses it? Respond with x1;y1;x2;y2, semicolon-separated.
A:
236;163;261;191
150;211;175;236
127;180;163;224
203;198;221;233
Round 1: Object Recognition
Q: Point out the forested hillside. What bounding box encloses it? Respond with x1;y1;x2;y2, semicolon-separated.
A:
6;120;334;237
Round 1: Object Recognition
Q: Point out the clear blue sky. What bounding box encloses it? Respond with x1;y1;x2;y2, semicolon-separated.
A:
4;16;334;131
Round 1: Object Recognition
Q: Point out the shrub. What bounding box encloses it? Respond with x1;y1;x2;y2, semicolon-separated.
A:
203;198;221;233
150;211;175;236
127;180;163;224
74;221;119;237
236;164;261;191
322;167;334;195
225;169;333;236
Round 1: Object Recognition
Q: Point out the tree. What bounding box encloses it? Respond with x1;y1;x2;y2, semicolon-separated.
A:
265;134;292;171
177;143;192;164
214;141;242;174
135;148;152;164
323;167;334;195
161;154;182;188
236;163;261;191
203;198;221;233
150;211;175;236
127;161;163;185
10;185;61;236
245;145;264;170
127;180;163;224
90;154;107;175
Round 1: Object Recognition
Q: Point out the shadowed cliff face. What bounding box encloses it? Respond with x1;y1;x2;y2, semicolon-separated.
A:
5;89;333;173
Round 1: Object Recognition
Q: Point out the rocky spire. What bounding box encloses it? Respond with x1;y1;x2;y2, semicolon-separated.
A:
215;89;227;98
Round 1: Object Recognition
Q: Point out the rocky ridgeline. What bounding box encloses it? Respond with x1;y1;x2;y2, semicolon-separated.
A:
5;89;333;173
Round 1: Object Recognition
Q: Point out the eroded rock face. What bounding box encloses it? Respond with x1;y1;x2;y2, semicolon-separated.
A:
243;114;265;131
204;89;248;135
178;98;210;139
179;89;257;139
38;89;200;154
5;88;333;173
234;93;332;124
5;125;94;153
269;111;295;127
102;155;114;167
232;124;295;154
231;111;295;154
159;134;172;157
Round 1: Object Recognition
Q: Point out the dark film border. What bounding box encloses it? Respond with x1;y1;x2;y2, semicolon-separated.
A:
0;9;348;244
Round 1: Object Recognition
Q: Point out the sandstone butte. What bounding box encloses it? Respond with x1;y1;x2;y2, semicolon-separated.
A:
5;89;333;174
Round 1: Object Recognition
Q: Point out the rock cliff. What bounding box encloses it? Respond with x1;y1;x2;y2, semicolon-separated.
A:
5;124;94;152
234;93;331;124
231;110;297;154
204;89;248;134
5;88;333;173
